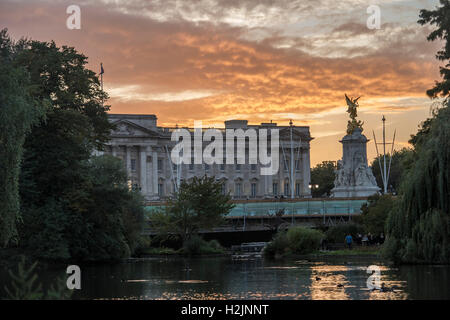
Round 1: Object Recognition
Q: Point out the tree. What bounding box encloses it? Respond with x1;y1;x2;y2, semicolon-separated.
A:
0;30;143;261
310;161;336;197
384;2;450;263
0;29;45;247
370;148;414;194
20;155;145;261
357;194;395;235
418;0;450;98
384;105;450;263
149;176;234;244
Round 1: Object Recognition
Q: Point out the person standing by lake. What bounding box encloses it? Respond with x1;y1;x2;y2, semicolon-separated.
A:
345;234;353;250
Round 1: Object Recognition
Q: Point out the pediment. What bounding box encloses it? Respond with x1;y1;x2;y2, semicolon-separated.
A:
111;120;160;138
279;128;312;141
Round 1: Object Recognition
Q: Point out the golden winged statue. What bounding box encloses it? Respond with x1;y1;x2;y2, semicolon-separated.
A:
345;93;364;134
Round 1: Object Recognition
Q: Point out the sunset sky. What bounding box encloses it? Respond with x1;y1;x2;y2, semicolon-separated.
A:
0;0;443;166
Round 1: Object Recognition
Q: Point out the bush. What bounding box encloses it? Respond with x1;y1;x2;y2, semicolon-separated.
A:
264;227;324;258
286;227;324;254
325;223;363;244
263;232;290;258
182;235;225;255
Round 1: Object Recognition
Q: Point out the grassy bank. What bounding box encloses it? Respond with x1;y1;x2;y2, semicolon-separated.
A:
312;247;381;256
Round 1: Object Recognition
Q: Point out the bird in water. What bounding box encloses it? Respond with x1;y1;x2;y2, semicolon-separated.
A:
380;283;394;292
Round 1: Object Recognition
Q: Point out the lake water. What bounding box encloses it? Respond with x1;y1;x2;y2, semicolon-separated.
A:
1;256;449;300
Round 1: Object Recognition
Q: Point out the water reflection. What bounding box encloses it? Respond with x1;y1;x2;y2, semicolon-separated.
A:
309;264;350;300
0;256;449;300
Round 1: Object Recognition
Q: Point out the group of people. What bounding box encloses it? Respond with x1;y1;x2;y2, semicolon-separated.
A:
344;232;385;249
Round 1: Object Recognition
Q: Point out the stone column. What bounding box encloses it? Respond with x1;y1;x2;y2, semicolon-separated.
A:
126;145;132;177
303;148;311;196
264;172;273;198
140;145;147;197
152;149;158;197
146;146;152;195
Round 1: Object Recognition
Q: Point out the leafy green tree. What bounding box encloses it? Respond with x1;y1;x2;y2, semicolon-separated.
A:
20;155;145;261
310;161;337;197
0;29;45;247
79;155;145;260
0;30;143;261
370;148;414;194
384;1;450;263
357;194;395;235
384;105;450;263
149;176;234;244
418;0;450;98
12;37;111;146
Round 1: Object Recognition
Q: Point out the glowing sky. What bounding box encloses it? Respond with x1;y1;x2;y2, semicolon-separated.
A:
0;0;443;165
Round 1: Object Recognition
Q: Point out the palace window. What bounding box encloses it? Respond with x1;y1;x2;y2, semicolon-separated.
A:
273;183;278;196
251;183;257;198
221;183;227;195
235;183;242;198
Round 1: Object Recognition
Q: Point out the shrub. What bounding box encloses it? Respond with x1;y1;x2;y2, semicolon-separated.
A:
263;232;290;258
182;235;224;255
286;227;324;254
264;227;324;258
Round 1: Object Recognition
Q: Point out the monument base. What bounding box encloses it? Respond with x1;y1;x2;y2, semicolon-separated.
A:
331;185;380;198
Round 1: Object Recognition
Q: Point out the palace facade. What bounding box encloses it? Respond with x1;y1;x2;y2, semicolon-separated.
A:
101;114;313;201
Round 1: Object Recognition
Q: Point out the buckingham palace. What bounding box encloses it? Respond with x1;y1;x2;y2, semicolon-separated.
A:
100;114;313;201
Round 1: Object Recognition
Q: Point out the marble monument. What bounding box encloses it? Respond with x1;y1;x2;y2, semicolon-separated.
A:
331;95;380;198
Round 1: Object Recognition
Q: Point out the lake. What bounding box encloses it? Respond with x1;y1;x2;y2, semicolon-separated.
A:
2;256;448;300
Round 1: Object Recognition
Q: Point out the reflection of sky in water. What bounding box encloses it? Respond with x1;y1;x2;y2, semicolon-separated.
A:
85;258;413;300
5;257;445;300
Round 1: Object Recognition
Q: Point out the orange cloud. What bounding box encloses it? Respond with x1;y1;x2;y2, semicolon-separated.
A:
0;0;442;165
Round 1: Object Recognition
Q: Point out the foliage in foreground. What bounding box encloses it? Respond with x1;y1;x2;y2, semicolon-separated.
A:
2;257;72;300
19;155;145;261
384;104;450;264
383;2;450;264
0;29;145;261
0;29;46;247
264;227;324;258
